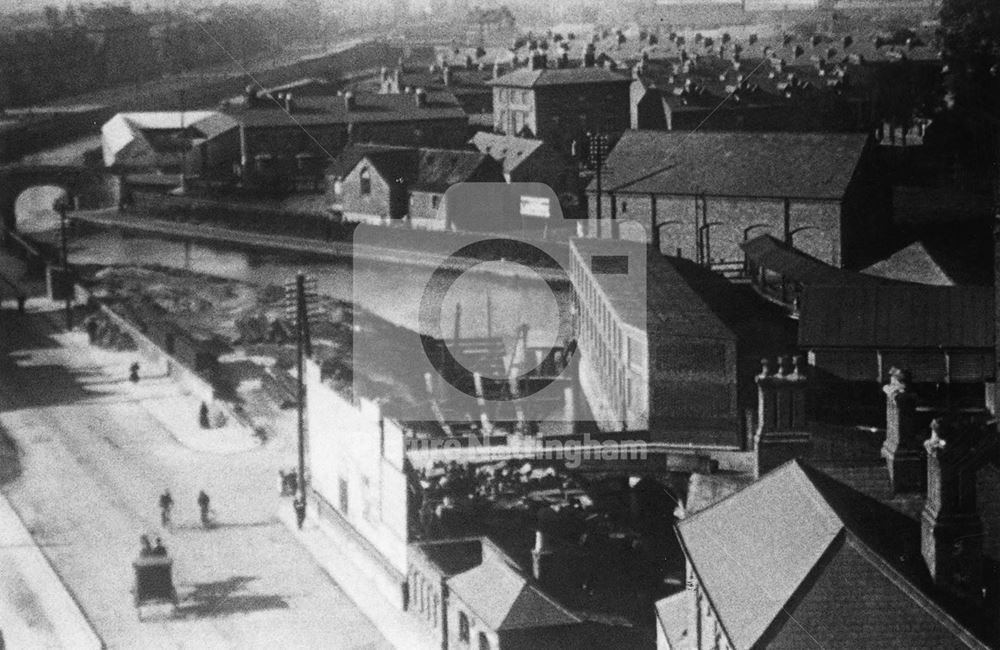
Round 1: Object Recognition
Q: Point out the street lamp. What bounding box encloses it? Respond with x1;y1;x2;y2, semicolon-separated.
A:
787;225;820;246
52;195;72;331
743;223;771;241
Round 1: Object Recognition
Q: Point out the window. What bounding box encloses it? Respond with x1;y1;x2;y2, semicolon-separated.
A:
359;166;371;195
431;195;440;209
458;612;470;643
514;111;525;134
478;632;490;650
620;200;628;213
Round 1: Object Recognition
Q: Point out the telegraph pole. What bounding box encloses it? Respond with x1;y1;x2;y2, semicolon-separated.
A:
285;272;320;529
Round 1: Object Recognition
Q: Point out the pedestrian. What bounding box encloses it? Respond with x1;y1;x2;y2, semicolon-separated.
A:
129;361;140;383
139;535;154;557
293;495;306;530
152;537;167;556
278;470;287;496
159;489;173;527
197;490;211;527
199;402;210;429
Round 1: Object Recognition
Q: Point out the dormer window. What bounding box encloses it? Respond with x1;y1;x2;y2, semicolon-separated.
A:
359;166;371;195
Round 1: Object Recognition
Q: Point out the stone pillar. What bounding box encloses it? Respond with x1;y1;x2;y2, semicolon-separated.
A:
921;418;984;603
531;530;555;584
755;356;810;478
881;368;926;494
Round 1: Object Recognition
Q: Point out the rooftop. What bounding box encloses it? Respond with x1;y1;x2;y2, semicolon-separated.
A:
221;91;467;128
591;130;870;198
327;143;500;193
798;283;994;349
468;133;547;174
677;460;991;650
488;67;631;88
447;539;582;631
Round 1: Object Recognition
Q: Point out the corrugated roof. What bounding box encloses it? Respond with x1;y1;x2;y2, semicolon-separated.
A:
589;130;869;198
488;66;631;87
798;284;994;349
223;91;467;127
678;460;992;650
446;545;580;631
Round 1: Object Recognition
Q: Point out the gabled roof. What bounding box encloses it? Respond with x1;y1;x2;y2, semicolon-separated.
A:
101;111;237;165
468;132;546;174
446;543;580;631
590;130;869;198
327;144;500;193
222;91;467;127
677;460;991;650
412;149;498;192
860;228;994;288
488;66;631;87
798;284;994;349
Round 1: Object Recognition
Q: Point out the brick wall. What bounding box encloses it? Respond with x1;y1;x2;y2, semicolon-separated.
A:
338;160;402;221
588;191;843;266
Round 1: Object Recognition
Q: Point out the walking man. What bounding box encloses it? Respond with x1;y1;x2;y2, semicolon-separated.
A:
159;489;173;527
197;490;211;527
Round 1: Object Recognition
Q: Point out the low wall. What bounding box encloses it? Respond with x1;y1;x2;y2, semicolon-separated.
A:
96;302;214;404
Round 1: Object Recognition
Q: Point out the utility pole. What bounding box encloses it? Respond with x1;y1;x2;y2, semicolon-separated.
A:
588;131;609;233
284;273;320;528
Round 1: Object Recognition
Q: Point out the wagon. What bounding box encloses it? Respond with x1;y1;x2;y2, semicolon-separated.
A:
132;554;178;620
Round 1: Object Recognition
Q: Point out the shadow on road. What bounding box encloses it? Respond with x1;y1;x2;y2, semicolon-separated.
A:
175;576;289;618
0;424;21;485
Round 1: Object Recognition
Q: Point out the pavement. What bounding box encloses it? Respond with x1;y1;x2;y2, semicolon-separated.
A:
0;268;393;648
277;502;439;650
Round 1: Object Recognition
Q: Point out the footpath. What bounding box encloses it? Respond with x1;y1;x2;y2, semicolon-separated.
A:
0;495;104;649
277;501;438;650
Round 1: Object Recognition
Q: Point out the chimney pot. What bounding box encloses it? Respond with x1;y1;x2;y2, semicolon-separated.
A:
284;92;294;113
344;91;355;111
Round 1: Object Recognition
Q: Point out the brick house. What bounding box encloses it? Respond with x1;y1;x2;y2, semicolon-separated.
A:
487;64;631;156
587;130;892;270
222;88;469;190
327;143;503;229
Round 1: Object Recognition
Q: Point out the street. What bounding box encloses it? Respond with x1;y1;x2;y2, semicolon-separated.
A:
0;300;392;649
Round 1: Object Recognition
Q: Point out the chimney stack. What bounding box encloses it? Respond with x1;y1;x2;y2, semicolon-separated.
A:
415;87;427;108
921;418;987;603
442;64;452;86
492;61;500;79
754;356;810;478
531;526;555;585
584;44;596;68
881;368;926;493
344;91;356;111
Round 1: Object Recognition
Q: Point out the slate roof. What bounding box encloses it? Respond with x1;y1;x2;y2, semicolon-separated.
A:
677;460;991;650
488;67;631;88
860;227;994;288
468;132;545;174
446;541;580;631
412;149;498;192
222;91;467;127
591;130;869;198
327;144;500;192
570;238;735;341
798;284;994;349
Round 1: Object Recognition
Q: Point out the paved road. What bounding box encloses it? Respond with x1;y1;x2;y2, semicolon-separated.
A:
0;302;392;649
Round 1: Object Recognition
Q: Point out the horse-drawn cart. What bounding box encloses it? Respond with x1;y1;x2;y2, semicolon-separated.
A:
132;555;178;620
